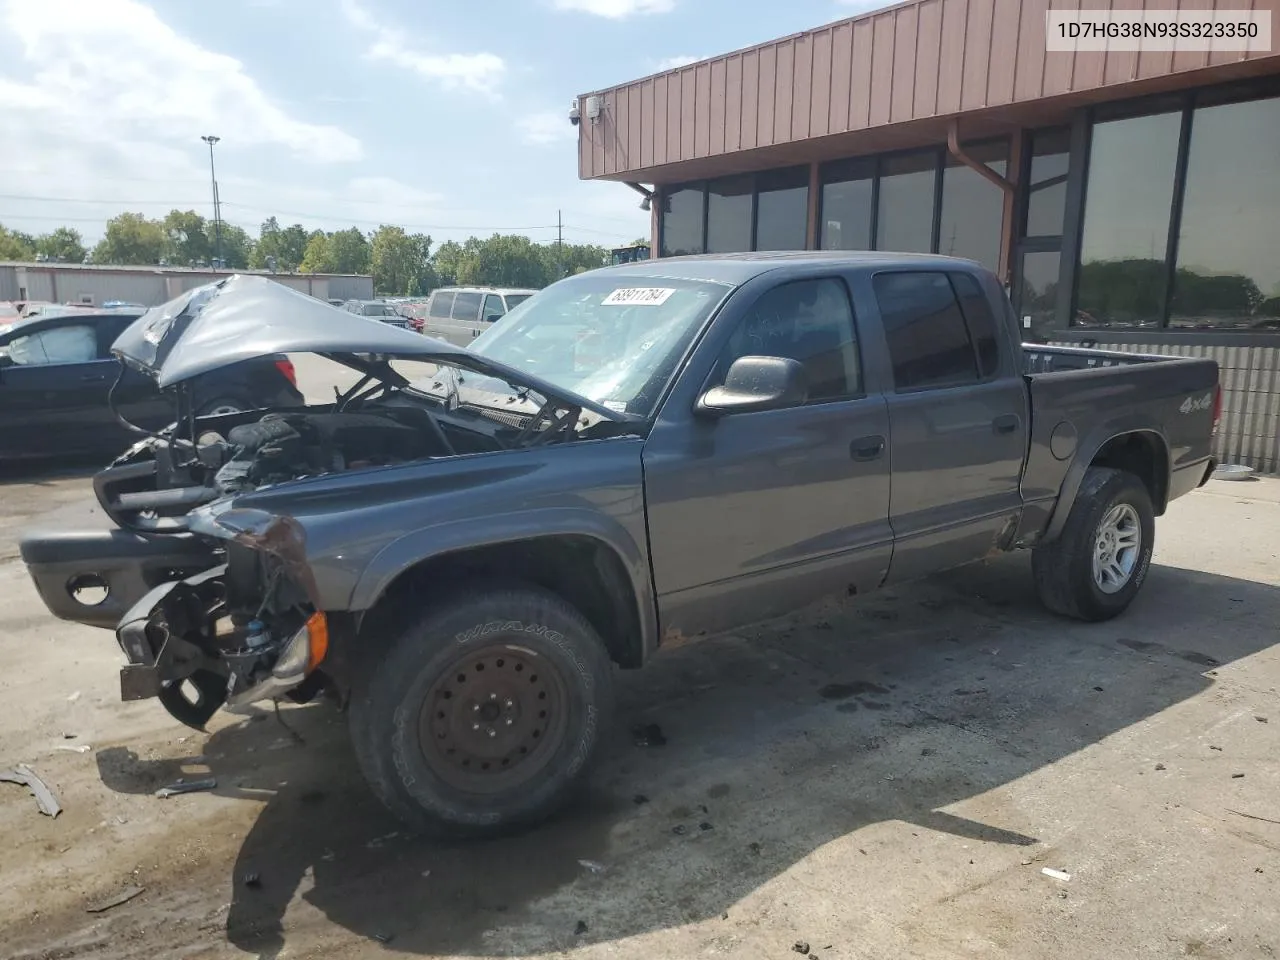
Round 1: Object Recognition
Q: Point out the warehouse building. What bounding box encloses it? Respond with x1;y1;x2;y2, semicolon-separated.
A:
576;0;1280;471
0;261;373;308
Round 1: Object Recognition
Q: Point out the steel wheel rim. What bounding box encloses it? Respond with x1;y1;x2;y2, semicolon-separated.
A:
418;644;569;794
1092;502;1142;594
203;402;243;417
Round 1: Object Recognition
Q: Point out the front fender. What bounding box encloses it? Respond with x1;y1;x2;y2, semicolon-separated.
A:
349;506;659;652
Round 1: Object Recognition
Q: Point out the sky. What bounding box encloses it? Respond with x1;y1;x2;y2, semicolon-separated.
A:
0;0;886;252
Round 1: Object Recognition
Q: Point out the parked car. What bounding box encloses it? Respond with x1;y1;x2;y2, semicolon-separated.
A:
20;258;1219;838
420;286;537;345
0;306;303;459
341;299;410;328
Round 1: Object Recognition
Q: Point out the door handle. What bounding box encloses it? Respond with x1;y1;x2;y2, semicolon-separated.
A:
992;414;1019;435
80;374;107;383
850;435;886;462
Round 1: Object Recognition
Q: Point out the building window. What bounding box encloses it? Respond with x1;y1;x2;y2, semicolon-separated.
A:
1075;110;1182;328
1169;94;1280;330
873;271;980;391
754;167;809;252
706;174;754;254
1025;128;1071;239
1018;250;1062;341
820;158;874;251
661;183;705;257
939;141;1008;270
876;151;937;255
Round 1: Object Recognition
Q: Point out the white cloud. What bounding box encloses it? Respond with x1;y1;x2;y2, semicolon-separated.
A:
341;0;505;95
517;111;578;146
0;0;362;162
552;0;674;19
652;54;704;71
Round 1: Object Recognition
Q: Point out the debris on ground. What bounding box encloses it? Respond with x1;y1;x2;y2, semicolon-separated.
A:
371;932;394;944
1233;773;1246;779
54;744;92;754
242;871;262;888
748;842;762;855
1227;809;1280;826
631;723;667;747
66;691;81;703
577;859;607;874
1256;716;1269;723
1155;763;1167;771
1041;867;1071;882
792;941;811;954
574;920;589;935
1;763;62;817
672;824;687;836
155;777;217;798
699;821;714;832
85;885;144;913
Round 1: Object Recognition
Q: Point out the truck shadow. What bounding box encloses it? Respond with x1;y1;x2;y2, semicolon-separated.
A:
94;554;1279;958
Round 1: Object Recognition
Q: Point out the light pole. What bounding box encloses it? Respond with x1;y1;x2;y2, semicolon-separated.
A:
201;135;223;268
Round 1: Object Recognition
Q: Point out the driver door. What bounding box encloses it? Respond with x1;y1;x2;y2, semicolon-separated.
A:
641;276;894;639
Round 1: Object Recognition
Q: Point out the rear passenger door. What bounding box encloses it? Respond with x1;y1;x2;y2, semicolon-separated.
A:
424;291;455;341
870;270;1028;583
481;294;506;326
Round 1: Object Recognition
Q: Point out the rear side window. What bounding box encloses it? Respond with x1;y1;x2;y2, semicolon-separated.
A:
429;292;455;318
873;272;979;391
482;294;506;322
452;292;482;321
949;272;1000;377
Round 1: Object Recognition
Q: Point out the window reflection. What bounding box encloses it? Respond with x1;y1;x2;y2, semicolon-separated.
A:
1170;95;1280;330
820;158;874;250
755;167;809;251
1018;251;1062;341
877;151;937;254
1076;111;1181;328
706;175;753;253
1026;128;1070;238
939;142;1007;270
661;184;705;257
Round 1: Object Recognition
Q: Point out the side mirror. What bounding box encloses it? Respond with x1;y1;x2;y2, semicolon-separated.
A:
696;355;808;417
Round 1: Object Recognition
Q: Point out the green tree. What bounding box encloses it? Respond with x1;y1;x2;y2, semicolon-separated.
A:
371;225;434;295
250;217;309;272
432;240;465;286
327;227;372;275
456;234;552;288
0;224;37;260
299;230;335;273
35;227;87;263
162;209;211;265
213;223;254;270
93;212;166;265
548;242;608;278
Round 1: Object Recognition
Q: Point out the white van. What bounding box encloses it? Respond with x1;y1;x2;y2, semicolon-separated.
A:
421;286;537;346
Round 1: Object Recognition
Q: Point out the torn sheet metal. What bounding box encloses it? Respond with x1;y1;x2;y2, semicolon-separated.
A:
0;763;62;817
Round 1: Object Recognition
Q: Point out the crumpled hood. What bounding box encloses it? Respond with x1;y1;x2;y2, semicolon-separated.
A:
111;274;446;387
110;274;625;421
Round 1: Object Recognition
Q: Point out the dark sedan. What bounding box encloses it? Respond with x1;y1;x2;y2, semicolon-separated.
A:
0;308;304;459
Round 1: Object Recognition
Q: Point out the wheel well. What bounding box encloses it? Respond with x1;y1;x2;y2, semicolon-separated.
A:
1090;432;1170;514
358;536;645;670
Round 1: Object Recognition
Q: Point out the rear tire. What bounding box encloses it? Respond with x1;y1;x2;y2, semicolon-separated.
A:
196;397;248;417
1032;466;1155;622
348;586;614;837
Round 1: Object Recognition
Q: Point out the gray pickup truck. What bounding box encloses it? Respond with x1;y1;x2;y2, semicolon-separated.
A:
21;258;1219;836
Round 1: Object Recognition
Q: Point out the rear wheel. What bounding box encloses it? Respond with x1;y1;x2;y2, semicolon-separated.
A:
197;397;247;417
348;586;614;837
1032;466;1155;622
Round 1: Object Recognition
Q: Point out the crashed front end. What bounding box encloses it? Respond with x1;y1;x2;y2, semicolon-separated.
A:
111;506;331;727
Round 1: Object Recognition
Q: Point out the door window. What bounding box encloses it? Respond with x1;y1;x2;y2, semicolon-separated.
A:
451;292;482;321
482;294;506;322
428;292;455;318
6;324;97;366
873;272;980;391
715;278;862;404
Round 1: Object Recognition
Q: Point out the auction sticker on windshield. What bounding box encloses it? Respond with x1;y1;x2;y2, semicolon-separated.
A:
602;287;676;306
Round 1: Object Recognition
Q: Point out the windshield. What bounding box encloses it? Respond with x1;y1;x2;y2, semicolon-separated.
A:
453;274;731;417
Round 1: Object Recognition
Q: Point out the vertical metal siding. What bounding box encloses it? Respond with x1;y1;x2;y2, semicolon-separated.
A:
578;0;1280;179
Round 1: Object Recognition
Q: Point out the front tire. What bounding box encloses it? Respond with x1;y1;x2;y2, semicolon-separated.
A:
1032;466;1155;622
349;586;614;837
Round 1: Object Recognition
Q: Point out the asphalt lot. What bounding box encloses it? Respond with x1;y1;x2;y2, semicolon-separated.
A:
1;429;1277;958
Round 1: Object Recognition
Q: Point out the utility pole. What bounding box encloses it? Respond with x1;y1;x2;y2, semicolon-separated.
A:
556;209;563;278
201;135;223;269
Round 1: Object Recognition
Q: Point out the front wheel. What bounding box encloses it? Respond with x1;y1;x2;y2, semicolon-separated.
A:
1032;466;1155;622
348;586;614;837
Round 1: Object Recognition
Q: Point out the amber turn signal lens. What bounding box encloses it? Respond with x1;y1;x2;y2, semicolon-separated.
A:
306;611;329;670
